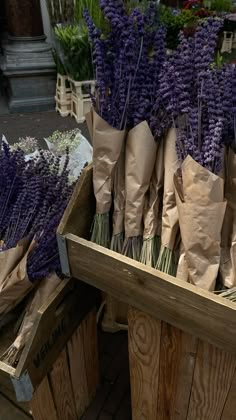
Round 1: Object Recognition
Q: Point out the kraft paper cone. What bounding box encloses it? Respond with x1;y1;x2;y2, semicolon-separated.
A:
92;111;125;214
0;238;30;286
125;121;157;237
182;155;224;204
1;273;61;365
143;139;164;240
220;147;236;288
112;144;126;236
176;243;189;282
0;239;36;318
161;128;180;250
175;157;226;291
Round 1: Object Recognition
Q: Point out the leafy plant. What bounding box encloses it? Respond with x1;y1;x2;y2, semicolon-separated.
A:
55;24;93;81
159;6;197;49
210;0;233;11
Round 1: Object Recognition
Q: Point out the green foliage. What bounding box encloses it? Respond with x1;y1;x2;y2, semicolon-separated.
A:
74;0;108;30
55;24;93;81
210;0;233;11
159;6;197;49
52;48;67;75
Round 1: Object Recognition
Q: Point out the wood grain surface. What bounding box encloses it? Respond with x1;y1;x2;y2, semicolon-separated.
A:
67;234;236;354
187;341;236;420
81;309;100;401
67;324;90;418
50;348;77;420
221;369;236;420
128;308;161;420
31;377;57;420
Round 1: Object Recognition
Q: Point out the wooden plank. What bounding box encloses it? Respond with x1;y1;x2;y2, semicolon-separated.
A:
187;341;236;420
221;369;236;420
82;382;111;420
30;377;57;420
67;320;90;418
0;393;31;420
67;235;236;354
0;382;31;416
102;369;130;415
172;332;198;419
128;308;161;420
81;309;100;400
16;279;97;389
49;348;77;420
57;163;95;239
157;323;198;420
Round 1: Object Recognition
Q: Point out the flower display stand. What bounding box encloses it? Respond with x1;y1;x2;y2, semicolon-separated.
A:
221;31;233;53
0;278;99;420
69;79;95;123
55;74;72;117
57;164;236;420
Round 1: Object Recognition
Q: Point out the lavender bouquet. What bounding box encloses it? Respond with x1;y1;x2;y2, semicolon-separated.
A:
85;4;126;249
122;8;167;261
0;142;75;321
156;18;228;289
85;1;166;259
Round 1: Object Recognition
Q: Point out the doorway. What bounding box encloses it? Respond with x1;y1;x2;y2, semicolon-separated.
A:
0;0;8;115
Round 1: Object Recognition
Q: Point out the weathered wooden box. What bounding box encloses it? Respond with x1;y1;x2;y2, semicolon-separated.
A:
0;277;99;419
58;164;236;420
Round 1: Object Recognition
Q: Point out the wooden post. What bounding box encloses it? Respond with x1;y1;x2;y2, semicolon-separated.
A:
128;307;236;420
31;309;99;420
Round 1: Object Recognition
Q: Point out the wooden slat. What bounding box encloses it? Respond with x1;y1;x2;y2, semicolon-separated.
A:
187;341;236;420
172;333;198;419
128;308;161;420
0;393;31;420
67;235;236;354
49;348;77;420
16;279;97;389
0;382;31;416
67;321;90;418
81;309;100;400
30;377;57;420
157;324;197;420
221;369;236;420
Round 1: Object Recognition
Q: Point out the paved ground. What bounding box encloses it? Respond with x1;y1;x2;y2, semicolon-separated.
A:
0;111;91;146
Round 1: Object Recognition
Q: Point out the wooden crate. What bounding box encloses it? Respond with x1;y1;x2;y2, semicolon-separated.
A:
0;277;99;419
69;79;95;123
55;74;72;117
57;164;236;420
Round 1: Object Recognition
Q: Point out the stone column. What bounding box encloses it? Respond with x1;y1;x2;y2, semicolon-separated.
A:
1;0;56;113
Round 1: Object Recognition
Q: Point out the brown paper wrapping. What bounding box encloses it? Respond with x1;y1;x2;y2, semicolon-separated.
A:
0;240;35;318
112;144;126;236
175;156;226;291
143;139;164;240
11;273;61;353
0;238;30;286
125;121;157;238
92;110;125;214
176;244;189;282
161;128;180;250
220;147;236;288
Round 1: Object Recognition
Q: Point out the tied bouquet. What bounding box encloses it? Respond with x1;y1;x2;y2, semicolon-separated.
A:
154;17;229;289
0;139;75;364
85;0;166;261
